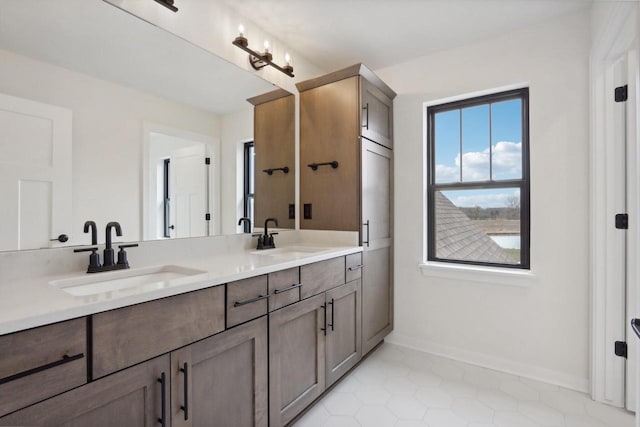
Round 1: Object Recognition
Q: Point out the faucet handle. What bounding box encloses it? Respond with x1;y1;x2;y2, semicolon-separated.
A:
117;244;138;268
74;247;101;273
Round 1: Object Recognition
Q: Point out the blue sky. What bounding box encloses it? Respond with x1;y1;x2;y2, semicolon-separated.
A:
433;98;522;208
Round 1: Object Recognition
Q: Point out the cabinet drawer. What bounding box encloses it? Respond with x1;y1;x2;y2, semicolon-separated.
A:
227;275;268;327
93;286;225;378
268;268;301;312
345;252;363;282
0;318;86;417
300;257;345;299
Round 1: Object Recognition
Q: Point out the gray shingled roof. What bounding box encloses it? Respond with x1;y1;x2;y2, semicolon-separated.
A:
435;191;517;264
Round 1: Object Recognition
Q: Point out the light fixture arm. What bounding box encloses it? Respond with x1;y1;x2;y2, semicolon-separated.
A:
232;37;294;78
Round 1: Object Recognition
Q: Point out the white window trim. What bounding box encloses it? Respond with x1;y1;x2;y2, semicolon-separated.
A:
419;261;536;287
421;83;533;287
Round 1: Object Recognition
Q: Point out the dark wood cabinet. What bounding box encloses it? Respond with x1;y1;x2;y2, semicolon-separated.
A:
269;293;326;427
298;64;395;356
325;279;362;387
0;355;169;427
361;139;394;354
92;286;225;378
0;318;86;417
171;316;268;427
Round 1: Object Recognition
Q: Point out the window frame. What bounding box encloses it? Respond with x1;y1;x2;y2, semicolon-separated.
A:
426;87;530;270
243;141;255;233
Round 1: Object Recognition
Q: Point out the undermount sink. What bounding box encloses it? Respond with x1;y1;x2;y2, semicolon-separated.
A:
251;246;327;258
50;265;208;297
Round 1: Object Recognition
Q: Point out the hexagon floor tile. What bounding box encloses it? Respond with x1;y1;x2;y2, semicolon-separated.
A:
293;343;634;427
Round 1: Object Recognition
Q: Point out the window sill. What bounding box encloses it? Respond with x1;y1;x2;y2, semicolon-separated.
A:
418;261;536;287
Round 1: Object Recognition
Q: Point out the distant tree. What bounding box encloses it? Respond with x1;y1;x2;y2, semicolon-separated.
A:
506;196;520;210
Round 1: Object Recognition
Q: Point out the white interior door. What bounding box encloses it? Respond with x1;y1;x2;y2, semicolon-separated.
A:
0;93;72;251
169;144;207;239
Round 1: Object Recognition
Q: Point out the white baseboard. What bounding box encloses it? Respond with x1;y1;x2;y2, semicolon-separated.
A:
386;333;590;393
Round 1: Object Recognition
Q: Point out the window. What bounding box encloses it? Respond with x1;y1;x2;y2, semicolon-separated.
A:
427;88;530;269
243;141;255;233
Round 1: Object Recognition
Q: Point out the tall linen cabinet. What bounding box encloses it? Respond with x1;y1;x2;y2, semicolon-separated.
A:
296;64;395;354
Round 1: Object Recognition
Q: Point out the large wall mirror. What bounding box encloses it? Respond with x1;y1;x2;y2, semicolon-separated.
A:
0;0;295;251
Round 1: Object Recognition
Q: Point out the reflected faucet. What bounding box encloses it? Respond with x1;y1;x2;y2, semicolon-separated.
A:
104;222;122;267
238;217;252;234
83;220;98;246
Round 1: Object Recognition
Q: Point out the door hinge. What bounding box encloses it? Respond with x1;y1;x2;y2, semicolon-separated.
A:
615;85;628;102
205;157;211;165
615;213;628;229
205;213;211;221
615;341;628;358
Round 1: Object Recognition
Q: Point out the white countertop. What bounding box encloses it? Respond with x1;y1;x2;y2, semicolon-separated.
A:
0;244;362;335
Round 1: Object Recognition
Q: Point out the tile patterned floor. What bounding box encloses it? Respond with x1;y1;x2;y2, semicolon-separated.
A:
294;343;635;427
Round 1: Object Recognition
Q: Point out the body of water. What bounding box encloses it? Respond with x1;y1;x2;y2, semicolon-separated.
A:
490;234;520;249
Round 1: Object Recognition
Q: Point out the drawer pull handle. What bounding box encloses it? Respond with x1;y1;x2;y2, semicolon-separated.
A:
348;264;364;271
328;298;335;331
274;283;302;294
180;362;189;420
157;372;166;427
320;303;327;336
0;353;84;386
234;294;270;307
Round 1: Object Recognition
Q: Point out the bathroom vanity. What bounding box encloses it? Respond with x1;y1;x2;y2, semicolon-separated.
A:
0;235;365;426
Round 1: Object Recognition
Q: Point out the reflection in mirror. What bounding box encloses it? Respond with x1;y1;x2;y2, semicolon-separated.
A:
248;90;296;233
0;0;288;251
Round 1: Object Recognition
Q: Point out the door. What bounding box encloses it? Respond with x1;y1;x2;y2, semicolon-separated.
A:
169;143;207;238
269;293;326;426
0;355;169;427
361;138;394;355
360;78;393;149
325;279;362;387
171;317;268;427
0;93;72;251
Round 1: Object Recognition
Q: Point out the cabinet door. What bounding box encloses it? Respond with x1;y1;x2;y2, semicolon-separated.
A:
325;279;362;387
300;76;360;231
269;293;326;426
171;316;268;427
361;139;394;355
0;355;169;427
360;77;393;149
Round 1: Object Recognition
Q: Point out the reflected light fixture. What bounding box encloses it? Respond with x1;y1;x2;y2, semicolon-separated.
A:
232;25;294;77
153;0;178;12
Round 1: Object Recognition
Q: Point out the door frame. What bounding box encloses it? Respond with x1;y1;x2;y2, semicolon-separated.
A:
142;122;219;239
590;1;639;409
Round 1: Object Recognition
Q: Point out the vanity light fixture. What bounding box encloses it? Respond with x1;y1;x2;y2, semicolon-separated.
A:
153;0;178;12
232;25;294;77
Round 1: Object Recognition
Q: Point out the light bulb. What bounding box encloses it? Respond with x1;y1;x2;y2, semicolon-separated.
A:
238;24;245;37
263;40;270;53
285;52;291;65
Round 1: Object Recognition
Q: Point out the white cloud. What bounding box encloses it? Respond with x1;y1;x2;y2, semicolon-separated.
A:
436;141;521;182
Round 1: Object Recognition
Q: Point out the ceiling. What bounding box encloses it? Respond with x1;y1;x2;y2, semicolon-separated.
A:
0;0;275;114
221;0;593;71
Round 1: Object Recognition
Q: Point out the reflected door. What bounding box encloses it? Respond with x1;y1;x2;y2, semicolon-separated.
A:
169;144;207;239
0;93;72;251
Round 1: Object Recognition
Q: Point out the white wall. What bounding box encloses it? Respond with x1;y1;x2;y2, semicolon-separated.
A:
376;11;591;391
0;48;220;245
